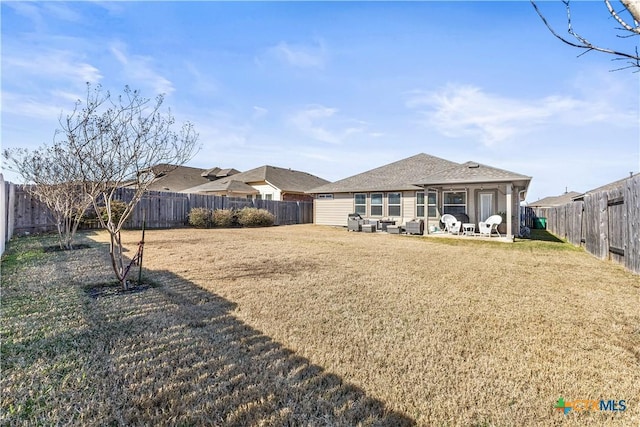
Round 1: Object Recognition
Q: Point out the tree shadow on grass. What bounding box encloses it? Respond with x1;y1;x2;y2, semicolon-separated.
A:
82;268;415;425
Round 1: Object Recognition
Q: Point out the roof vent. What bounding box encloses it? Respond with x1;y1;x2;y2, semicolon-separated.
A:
468;163;480;168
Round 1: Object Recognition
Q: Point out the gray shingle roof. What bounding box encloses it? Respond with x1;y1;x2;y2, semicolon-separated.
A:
414;161;532;186
186;179;259;194
201;167;240;178
529;191;582;207
145;164;211;192
183;165;329;194
308;155;532;194
307;153;461;193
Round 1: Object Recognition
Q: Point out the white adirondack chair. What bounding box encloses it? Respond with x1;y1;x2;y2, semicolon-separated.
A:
478;214;502;237
441;214;461;234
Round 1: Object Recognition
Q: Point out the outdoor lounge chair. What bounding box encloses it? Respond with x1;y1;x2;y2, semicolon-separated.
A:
478;214;502;237
441;214;461;234
347;213;364;232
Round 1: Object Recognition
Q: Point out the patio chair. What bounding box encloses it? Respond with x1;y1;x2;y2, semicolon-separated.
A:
441;214;461;234
347;213;364;232
478;214;502;237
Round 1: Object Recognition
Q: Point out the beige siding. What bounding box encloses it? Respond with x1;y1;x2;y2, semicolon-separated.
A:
315;191;419;226
400;191;417;225
314;193;353;226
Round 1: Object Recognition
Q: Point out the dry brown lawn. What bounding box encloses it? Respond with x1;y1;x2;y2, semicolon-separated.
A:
110;225;638;426
2;225;638;426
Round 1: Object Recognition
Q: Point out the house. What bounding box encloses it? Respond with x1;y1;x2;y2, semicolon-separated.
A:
139;164;211;192
528;191;582;208
306;153;532;238
181;165;330;202
130;164;240;192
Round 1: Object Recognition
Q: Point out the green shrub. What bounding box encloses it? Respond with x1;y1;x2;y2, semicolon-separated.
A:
212;209;237;228
188;207;212;228
237;207;275;227
99;200;128;226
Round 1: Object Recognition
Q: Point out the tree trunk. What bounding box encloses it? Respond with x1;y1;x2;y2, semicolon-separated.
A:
109;230;129;290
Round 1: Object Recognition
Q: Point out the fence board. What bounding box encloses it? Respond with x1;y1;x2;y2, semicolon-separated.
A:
606;187;626;264
566;201;583;246
625;175;640;274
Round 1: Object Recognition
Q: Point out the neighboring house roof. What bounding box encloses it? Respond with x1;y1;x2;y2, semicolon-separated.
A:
414;161;532;187
183;165;329;194
307;153;460;193
528;191;583;208
201;167;241;179
140;164;211;192
186;179;259;194
571;173;639;200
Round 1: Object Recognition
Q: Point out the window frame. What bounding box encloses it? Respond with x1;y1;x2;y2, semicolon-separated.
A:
416;191;425;218
370;193;383;217
442;190;467;216
387;192;401;217
427;191;438;218
354;193;367;215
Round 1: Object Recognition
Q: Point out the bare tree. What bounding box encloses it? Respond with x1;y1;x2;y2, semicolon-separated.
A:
531;0;640;70
3;143;91;250
59;83;199;289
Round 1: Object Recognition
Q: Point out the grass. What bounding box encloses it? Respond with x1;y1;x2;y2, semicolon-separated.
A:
2;225;639;426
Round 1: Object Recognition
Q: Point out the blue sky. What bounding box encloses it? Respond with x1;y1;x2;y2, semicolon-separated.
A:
2;1;638;202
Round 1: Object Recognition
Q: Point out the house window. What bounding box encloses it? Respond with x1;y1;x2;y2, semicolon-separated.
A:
246;195;252;200
417;192;425;217
256;194;262;200
354;193;366;215
317;194;334;199
443;191;466;215
417;191;437;217
387;192;401;217
428;191;437;217
371;193;383;216
265;194;273;200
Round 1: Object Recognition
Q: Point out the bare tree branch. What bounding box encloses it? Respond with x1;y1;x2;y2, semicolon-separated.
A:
58;83;200;289
531;0;640;69
3;144;91;250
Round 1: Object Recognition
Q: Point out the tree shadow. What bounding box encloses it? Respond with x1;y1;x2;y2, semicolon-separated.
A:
80;262;415;425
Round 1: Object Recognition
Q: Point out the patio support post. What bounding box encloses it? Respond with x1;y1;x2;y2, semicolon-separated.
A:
506;184;513;238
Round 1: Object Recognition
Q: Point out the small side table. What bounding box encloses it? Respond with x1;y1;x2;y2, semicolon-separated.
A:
462;223;475;235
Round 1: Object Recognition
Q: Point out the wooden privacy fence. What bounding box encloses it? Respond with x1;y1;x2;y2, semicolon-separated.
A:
531;174;640;275
3;185;314;242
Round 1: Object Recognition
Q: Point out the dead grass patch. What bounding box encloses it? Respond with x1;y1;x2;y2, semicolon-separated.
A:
2;225;638;426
